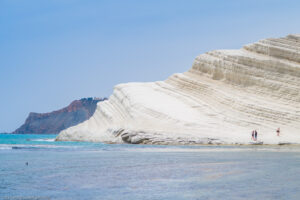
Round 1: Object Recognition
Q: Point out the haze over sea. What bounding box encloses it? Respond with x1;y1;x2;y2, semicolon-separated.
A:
1;134;300;200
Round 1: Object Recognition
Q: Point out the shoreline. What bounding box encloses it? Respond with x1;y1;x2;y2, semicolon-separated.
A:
56;137;300;147
3;133;299;147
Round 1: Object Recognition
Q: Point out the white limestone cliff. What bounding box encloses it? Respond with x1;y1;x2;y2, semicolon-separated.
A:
56;34;300;145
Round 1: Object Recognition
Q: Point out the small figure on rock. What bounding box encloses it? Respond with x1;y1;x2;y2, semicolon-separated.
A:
254;130;258;141
276;128;280;136
251;130;255;141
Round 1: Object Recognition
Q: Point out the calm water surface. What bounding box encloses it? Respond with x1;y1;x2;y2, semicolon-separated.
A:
1;134;300;200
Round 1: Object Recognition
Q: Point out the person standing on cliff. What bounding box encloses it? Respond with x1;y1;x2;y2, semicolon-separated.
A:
277;128;280;136
251;130;255;140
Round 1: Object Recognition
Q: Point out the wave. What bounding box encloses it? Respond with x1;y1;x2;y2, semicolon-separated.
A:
29;138;56;142
0;145;12;150
0;144;80;150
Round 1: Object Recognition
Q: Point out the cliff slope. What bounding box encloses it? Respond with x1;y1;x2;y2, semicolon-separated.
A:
57;35;300;144
13;98;106;134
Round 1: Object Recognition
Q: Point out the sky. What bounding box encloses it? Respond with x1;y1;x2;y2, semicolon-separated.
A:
1;0;300;132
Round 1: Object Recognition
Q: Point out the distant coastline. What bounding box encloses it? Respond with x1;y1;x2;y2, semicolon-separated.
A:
11;97;107;134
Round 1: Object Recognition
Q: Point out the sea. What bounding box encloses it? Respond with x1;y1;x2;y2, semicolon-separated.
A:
1;134;300;200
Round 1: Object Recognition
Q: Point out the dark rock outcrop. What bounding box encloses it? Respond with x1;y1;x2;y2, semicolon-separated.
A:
13;97;107;134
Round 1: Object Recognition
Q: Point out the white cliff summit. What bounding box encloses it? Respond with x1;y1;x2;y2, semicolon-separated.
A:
57;34;300;145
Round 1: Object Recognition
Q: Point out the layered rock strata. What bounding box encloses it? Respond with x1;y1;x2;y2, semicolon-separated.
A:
57;35;300;145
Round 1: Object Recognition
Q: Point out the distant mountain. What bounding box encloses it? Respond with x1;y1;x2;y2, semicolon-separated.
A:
13;97;107;134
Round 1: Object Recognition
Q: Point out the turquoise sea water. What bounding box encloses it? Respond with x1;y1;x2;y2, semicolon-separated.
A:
1;134;300;200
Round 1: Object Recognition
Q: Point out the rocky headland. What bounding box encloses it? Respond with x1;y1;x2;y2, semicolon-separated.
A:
13;98;107;134
56;34;300;145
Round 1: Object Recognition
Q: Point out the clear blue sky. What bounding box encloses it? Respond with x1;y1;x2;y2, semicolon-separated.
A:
1;0;300;132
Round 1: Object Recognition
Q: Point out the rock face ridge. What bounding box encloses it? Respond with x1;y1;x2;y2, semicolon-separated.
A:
13;98;106;134
57;35;300;145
